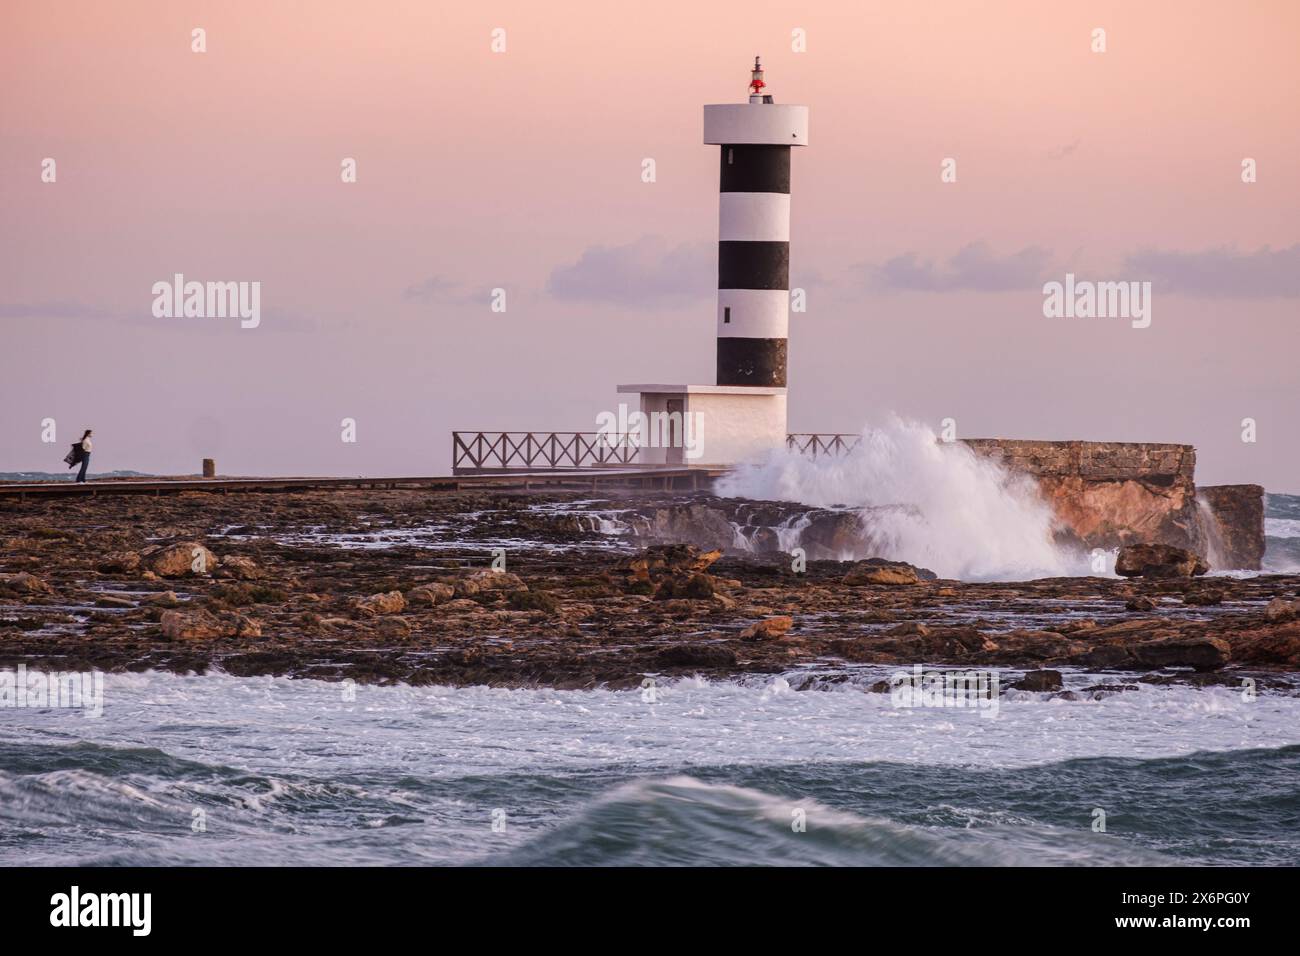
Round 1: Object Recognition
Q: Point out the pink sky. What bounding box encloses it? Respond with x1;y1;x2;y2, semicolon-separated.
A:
2;0;1297;487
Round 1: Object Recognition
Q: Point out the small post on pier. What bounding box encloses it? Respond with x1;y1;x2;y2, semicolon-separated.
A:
202;458;216;478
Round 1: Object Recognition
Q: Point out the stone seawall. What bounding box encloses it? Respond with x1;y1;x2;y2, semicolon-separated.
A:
963;439;1263;569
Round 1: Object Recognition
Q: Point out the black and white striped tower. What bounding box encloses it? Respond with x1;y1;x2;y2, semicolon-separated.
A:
705;57;809;388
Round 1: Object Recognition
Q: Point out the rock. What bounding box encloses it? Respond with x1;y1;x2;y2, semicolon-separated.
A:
1183;589;1224;607
356;591;406;616
884;621;931;637
93;595;135;609
962;439;1201;554
438;598;486;614
844;559;923;586
1085;619;1161;640
376;617;412;639
1115;543;1208;579
162;608;233;639
620;545;723;585
151;591;181;607
209;582;287;607
96;551;141;574
1125;595;1158;611
408;583;455;606
1229;622;1300;668
142;541;218;578
234;615;263;638
220;556;263;580
456;570;528;596
797;511;870;560
631;504;739;552
0;572;52;595
655;644;738;668
1195;484;1265;570
741;616;794;640
1062;618;1098;633
655;573;718;601
1130;635;1230;671
507;589;560;613
1012;669;1064;692
1077;644;1138;669
159;611;260;639
1265;597;1296;623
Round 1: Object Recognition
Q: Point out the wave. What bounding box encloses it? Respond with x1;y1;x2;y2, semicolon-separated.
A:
493;745;1300;866
491;774;1171;866
717;417;1089;581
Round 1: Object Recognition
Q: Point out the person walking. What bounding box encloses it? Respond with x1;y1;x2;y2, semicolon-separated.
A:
73;429;92;483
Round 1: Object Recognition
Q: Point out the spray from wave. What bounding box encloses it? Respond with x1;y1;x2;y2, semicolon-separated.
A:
716;417;1091;581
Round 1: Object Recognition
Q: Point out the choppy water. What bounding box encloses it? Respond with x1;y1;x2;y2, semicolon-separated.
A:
1266;493;1300;572
2;670;1298;866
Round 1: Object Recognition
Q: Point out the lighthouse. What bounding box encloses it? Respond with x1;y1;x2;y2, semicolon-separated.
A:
619;58;808;465
708;56;808;387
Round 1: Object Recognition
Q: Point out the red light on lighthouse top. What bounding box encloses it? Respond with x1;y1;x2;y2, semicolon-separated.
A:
749;55;765;95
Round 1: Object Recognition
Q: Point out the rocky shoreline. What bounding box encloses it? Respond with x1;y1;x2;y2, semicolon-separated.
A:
2;488;1298;692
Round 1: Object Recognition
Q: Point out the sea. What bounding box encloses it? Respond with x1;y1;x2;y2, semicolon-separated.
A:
1;669;1297;866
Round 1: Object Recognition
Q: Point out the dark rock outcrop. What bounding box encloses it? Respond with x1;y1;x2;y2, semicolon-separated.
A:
1196;485;1265;570
843;558;933;586
1011;669;1064;692
1130;635;1231;671
1115;544;1209;578
655;644;738;668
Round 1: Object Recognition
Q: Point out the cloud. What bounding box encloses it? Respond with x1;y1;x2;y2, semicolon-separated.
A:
868;242;1052;292
0;302;120;320
0;300;325;334
401;276;485;306
1045;139;1081;160
792;268;835;291
1124;244;1300;298
547;236;712;307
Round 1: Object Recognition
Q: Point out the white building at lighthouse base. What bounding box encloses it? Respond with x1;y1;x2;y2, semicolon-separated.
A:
615;383;787;467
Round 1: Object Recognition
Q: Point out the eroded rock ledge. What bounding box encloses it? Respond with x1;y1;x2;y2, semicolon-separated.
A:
0;489;1295;691
963;439;1264;568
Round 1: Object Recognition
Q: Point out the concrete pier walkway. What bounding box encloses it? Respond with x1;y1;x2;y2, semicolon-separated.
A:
0;467;727;499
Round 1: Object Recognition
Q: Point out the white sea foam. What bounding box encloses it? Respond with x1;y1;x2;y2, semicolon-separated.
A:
1266;517;1300;539
9;669;1296;779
